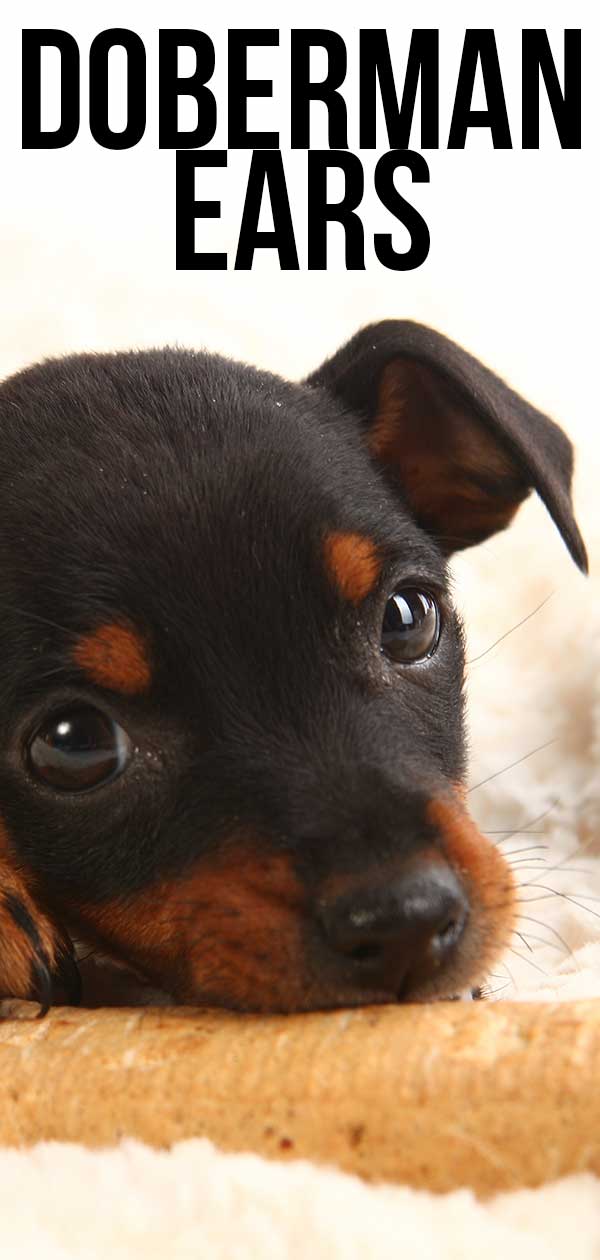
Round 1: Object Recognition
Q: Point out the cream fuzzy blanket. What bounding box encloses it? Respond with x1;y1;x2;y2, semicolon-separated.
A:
1;200;599;1256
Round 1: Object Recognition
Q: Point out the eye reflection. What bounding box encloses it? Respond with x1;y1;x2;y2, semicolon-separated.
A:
28;707;131;792
381;589;440;663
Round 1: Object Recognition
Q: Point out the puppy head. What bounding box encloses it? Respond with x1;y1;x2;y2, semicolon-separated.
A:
0;324;586;1011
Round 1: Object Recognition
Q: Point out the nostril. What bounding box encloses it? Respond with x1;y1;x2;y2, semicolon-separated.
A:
316;862;469;994
348;942;383;963
431;912;465;954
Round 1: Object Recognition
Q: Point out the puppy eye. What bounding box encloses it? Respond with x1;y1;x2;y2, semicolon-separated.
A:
381;589;440;663
28;707;131;792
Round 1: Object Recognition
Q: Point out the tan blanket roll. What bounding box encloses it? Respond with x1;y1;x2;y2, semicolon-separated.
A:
1;998;599;1197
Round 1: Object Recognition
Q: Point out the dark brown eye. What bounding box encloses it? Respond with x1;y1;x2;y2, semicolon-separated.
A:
28;707;131;792
381;589;440;663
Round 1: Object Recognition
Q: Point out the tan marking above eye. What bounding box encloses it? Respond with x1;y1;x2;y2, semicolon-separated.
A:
323;530;382;605
73;623;151;695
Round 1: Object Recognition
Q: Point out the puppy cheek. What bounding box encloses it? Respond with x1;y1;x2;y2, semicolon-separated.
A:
178;894;310;1013
72;847;315;1012
427;795;516;978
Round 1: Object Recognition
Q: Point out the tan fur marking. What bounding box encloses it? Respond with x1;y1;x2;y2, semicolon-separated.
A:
323;531;382;605
427;795;516;978
73;623;151;695
0;822;62;999
69;842;314;1013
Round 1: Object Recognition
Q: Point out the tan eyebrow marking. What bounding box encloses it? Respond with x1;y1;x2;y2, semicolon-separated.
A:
73;622;151;695
322;530;382;605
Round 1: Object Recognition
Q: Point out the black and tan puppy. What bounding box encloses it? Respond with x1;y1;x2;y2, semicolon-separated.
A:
0;322;587;1014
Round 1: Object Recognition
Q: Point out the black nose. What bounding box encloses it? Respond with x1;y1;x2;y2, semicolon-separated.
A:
316;863;469;997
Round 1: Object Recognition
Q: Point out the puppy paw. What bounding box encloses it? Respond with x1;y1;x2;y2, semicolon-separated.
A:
0;866;80;1016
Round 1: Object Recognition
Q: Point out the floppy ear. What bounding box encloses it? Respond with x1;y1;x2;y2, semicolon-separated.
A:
305;321;588;571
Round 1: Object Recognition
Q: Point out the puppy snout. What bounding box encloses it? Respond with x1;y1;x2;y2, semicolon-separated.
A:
316;861;469;997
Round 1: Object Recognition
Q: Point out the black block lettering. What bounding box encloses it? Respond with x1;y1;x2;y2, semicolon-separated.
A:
374;150;430;271
89;28;146;150
176;150;228;269
449;30;512;148
22;29;80;148
159;30;217;148
291;30;348;148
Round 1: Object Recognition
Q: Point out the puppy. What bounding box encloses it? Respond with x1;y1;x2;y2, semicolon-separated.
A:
0;322;587;1015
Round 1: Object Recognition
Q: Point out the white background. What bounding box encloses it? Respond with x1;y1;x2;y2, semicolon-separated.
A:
0;0;595;406
0;1;598;772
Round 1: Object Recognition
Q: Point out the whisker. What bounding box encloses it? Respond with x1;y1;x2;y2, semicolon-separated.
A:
529;887;600;917
560;889;600;899
513;930;570;955
513;930;534;953
505;844;548;855
494;952;516;992
504;846;549;859
467;592;554;665
498;956;517;992
519;842;592;887
491;803;558;847
506;946;549;976
515;914;575;960
507;860;549;869
506;845;549;855
518;893;562;902
486;830;545;836
481;980;511;998
519;886;600;917
516;876;600;907
469;740;556;793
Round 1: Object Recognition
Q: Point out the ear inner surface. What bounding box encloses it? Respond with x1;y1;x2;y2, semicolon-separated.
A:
371;360;528;553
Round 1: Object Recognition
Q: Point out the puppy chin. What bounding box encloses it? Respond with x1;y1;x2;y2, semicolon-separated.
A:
170;968;484;1014
72;929;489;1013
75;956;481;1012
75;950;173;1008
